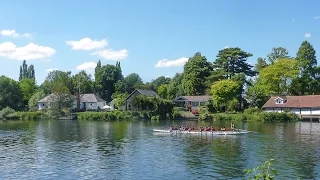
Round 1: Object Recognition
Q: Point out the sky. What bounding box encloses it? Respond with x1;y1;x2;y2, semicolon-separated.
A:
0;0;320;84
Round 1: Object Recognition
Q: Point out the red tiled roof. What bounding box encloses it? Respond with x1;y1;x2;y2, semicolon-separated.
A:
174;96;212;102
262;95;320;108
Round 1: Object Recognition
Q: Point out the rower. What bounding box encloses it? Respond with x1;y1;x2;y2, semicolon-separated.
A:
231;122;235;130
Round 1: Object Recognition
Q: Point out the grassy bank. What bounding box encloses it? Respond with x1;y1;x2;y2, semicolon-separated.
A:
0;107;46;120
77;110;157;121
198;107;300;122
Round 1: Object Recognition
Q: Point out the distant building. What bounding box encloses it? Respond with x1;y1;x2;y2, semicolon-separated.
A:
125;89;159;111
38;93;106;111
262;95;320;115
173;96;212;114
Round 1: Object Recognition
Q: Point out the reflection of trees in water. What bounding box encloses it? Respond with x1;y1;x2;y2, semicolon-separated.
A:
182;135;246;179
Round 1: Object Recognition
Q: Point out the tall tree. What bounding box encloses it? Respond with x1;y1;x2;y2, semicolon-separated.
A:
41;70;73;95
290;41;318;95
95;64;122;102
182;52;212;95
124;73;143;93
95;60;102;80
72;71;94;94
255;57;268;73
167;73;184;99
19;78;37;109
267;47;289;64
19;60;35;80
214;47;256;79
258;58;299;95
0;76;23;110
151;76;171;90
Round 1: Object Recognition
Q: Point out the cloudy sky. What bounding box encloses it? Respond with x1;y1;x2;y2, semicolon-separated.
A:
0;0;319;84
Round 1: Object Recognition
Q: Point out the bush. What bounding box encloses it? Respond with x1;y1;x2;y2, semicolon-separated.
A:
0;107;16;119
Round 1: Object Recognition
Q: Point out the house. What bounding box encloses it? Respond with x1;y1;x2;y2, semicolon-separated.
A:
173;96;212;114
262;95;320;115
38;93;77;110
80;94;106;110
38;93;106;111
125;89;159;111
109;99;115;110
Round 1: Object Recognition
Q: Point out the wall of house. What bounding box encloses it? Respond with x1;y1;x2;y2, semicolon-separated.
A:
97;102;106;109
38;101;77;110
38;102;47;110
264;108;320;115
126;91;140;111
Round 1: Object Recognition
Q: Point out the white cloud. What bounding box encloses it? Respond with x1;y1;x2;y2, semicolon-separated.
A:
313;16;320;20
304;33;311;38
0;42;56;60
46;68;58;72
155;57;188;68
0;29;31;38
76;62;97;72
91;49;128;60
223;46;229;49
66;38;108;51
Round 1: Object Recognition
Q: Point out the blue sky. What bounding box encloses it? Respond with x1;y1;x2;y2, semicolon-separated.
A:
0;0;319;84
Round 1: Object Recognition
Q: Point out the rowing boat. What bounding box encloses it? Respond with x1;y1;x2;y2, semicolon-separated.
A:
153;129;249;135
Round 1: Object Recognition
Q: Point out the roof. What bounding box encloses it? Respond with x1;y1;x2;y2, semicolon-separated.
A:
80;94;106;103
262;95;320;108
38;93;76;103
174;96;212;102
125;89;159;100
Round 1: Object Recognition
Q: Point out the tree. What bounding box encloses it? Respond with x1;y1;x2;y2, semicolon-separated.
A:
157;84;168;99
214;47;256;79
19;60;35;80
72;71;93;94
28;90;46;111
95;60;102;80
211;79;239;112
167;73;184;100
95;64;122;102
111;93;128;110
124;73;143;93
182;52;212;95
151;76;171;90
41;70;73;95
114;80;129;94
246;81;269;108
19;78;37;109
267;47;289;64
258;58;299;95
255;57;268;72
290;41;318;95
0;76;22;110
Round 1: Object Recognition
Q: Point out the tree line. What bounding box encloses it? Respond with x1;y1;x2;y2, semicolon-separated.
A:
0;40;318;113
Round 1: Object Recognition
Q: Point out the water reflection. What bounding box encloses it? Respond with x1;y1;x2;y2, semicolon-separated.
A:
0;120;320;179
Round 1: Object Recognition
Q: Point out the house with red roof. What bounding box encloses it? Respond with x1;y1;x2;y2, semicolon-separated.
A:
262;95;320;115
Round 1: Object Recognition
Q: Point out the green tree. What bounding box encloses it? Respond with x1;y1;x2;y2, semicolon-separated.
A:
182;52;212;95
167;73;184;100
72;70;93;94
111;93;128;110
41;70;73;95
246;81;269;108
19;78;37;109
290;41;318;95
19;60;35;80
157;84;168;99
258;58;299;95
28;90;46;111
124;73;143;93
255;57;268;73
211;79;239;112
95;60;102;80
95;64;122;101
0;76;23;110
267;47;289;64
151;76;171;90
114;80;129;94
214;47;256;79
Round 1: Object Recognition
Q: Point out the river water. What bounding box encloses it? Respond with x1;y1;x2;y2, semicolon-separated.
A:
0;119;319;179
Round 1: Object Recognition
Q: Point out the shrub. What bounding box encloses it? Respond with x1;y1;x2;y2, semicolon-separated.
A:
0;107;16;119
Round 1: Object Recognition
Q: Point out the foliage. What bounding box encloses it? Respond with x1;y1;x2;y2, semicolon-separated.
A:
72;70;94;94
0;76;23;110
111;93;128;110
214;47;256;79
182;52;212;95
19;78;37;109
19;60;35;81
41;70;73;95
255;57;268;72
258;58;299;95
77;111;153;121
157;84;169;99
0;107;16;119
246;82;269;108
151;76;171;90
17;111;46;120
28;90;46;111
267;47;289;64
211;79;240;112
123;73;143;93
167;73;184;99
244;159;277;180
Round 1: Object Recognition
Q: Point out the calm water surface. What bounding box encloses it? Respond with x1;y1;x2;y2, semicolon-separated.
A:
0;119;320;179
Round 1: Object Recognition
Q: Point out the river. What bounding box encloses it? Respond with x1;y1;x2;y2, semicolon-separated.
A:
0;119;319;179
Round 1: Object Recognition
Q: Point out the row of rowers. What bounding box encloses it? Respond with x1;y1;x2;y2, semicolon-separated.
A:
170;123;236;132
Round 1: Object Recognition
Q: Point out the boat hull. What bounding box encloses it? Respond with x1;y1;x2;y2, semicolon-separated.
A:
153;129;248;135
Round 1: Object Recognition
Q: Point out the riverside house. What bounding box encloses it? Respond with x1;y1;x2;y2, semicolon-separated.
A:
173;96;212;114
262;95;320;116
125;89;159;111
38;93;106;111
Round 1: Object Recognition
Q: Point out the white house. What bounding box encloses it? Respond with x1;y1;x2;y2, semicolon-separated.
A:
38;93;77;110
80;94;106;110
38;93;106;111
262;95;320;115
